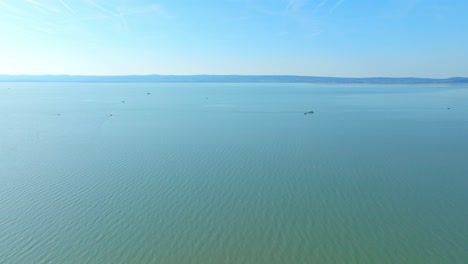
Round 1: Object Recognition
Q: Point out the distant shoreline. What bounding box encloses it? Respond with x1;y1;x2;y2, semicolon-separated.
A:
1;75;467;84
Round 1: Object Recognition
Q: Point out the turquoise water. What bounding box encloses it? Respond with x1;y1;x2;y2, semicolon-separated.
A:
0;82;467;263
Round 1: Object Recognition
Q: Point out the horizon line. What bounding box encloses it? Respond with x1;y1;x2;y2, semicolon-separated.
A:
1;74;467;79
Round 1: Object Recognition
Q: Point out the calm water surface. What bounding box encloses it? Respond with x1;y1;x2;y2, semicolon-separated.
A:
0;83;467;263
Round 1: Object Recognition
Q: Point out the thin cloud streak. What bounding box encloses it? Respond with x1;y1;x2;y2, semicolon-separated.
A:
84;0;117;18
0;1;62;36
329;0;345;14
286;0;307;12
117;8;129;32
57;0;74;13
25;0;52;15
313;0;330;13
78;1;167;31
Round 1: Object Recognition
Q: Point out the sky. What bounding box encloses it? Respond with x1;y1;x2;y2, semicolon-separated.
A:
0;0;467;77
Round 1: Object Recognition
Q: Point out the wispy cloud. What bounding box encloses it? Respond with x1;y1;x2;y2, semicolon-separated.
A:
116;7;128;32
230;0;283;16
0;1;63;35
312;0;330;13
79;1;168;29
57;0;74;13
83;0;116;18
0;1;25;15
231;0;333;39
286;0;307;13
329;0;346;14
25;0;65;14
25;0;53;15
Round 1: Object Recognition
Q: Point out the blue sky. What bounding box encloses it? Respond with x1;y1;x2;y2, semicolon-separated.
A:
0;0;467;77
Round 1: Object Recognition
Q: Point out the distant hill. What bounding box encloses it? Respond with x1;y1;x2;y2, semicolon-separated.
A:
0;75;467;84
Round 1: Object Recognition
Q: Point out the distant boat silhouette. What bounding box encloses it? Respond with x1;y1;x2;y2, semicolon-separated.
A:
304;111;314;115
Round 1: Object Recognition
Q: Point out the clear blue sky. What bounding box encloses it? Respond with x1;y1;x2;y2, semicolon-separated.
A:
0;0;467;77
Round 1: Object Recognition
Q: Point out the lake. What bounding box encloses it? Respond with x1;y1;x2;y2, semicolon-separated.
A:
1;82;467;263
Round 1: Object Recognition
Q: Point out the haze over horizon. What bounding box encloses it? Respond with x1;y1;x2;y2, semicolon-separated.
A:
1;0;467;78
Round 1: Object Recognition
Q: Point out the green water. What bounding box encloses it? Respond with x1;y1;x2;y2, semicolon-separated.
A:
1;83;467;263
